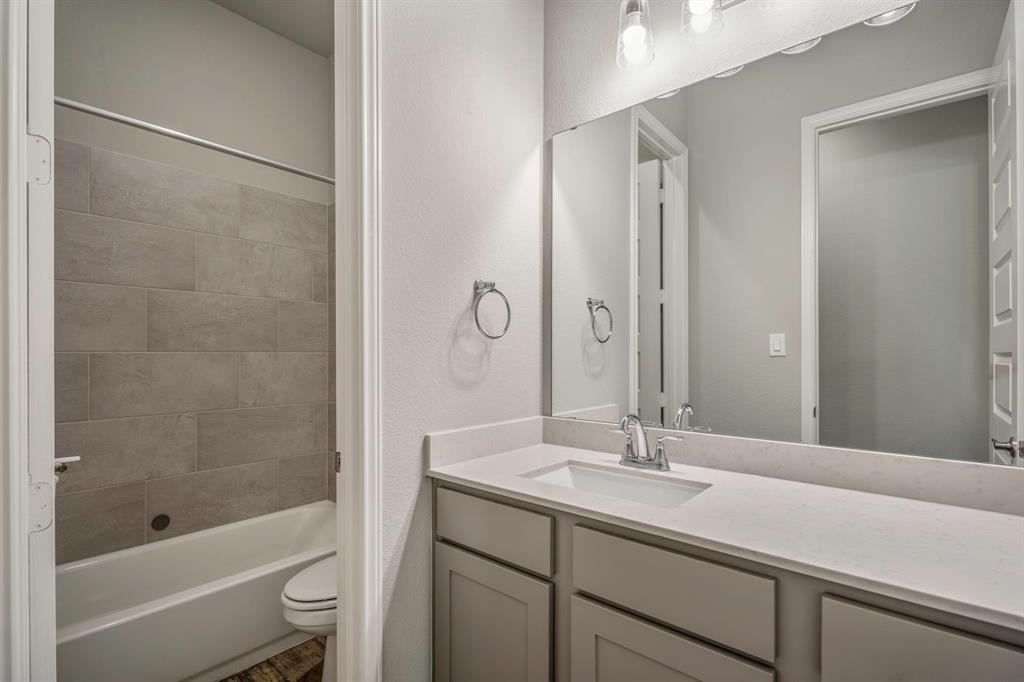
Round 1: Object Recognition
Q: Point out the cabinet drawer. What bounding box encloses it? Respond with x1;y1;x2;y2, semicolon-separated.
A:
572;526;775;661
571;595;773;682
436;487;554;576
821;595;1024;682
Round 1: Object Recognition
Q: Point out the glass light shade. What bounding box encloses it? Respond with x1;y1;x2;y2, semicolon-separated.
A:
682;0;724;43
713;65;744;78
780;36;822;55
863;3;916;27
617;0;655;69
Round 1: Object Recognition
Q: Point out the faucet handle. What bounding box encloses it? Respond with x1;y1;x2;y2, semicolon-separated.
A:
652;435;683;471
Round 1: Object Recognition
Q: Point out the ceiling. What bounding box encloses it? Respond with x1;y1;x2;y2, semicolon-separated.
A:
211;0;334;57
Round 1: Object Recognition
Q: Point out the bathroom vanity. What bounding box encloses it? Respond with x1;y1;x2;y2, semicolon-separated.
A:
427;433;1024;682
429;2;1024;680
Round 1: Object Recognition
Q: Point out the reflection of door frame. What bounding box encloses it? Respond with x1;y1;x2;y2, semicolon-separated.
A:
630;106;688;417
799;67;995;444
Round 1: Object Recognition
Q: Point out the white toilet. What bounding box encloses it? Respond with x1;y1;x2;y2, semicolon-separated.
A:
282;554;338;682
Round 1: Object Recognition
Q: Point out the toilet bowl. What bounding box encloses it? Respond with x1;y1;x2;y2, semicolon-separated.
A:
282;554;337;682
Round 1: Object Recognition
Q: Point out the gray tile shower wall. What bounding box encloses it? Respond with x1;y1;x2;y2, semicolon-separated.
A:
53;140;336;564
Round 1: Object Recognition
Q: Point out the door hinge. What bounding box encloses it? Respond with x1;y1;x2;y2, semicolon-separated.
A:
813;406;817;419
334;451;342;474
28;482;53;533
658;188;666;204
658;392;668;407
27;133;52;186
659;289;666;304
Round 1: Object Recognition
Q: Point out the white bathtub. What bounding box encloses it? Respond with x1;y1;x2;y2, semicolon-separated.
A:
56;500;336;682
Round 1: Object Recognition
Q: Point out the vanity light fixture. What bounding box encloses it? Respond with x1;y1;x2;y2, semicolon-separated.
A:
656;88;682;99
713;65;744;78
683;0;724;43
617;0;655;69
863;3;916;27
780;36;822;55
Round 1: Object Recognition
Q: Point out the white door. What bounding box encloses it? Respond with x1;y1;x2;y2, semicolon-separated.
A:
21;0;58;678
989;0;1024;466
637;159;663;425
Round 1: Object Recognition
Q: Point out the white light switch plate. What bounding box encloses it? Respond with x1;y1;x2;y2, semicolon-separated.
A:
769;333;786;357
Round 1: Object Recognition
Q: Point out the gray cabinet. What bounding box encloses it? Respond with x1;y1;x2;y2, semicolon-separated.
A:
570;596;774;682
434;541;552;682
821;595;1024;682
572;526;776;662
436;487;554;576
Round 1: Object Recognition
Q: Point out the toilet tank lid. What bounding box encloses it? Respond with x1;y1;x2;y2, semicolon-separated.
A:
285;554;337;602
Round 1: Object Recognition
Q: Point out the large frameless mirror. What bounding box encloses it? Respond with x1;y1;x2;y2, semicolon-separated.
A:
550;0;1022;466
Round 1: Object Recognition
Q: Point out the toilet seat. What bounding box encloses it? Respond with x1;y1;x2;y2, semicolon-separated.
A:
284;555;337;603
282;554;338;635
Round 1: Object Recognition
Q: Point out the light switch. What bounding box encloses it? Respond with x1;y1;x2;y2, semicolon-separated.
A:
769;333;786;357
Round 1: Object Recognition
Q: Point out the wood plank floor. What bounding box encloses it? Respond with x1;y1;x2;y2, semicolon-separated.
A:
219;637;325;682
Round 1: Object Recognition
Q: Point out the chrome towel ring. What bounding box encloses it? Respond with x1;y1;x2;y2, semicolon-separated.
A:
587;297;613;343
474;279;511;339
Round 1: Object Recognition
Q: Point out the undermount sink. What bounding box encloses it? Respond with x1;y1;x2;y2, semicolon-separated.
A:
522;461;710;508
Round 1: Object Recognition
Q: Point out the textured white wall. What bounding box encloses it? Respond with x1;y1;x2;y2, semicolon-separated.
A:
544;0;908;137
380;1;544;679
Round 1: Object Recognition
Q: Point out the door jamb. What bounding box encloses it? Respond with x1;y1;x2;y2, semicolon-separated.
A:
634;106;688;420
799;67;995;444
336;0;384;680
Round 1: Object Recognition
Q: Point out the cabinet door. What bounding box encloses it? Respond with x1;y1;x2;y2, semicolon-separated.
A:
822;596;1024;682
434;541;552;682
570;596;774;682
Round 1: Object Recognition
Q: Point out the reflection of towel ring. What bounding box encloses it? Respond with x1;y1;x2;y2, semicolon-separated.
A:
474;279;511;339
586;297;613;344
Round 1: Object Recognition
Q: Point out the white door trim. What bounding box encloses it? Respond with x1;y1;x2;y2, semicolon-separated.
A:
628;110;640;414
634;106;688;421
336;0;383;680
3;0;57;679
2;1;31;678
800;67;995;443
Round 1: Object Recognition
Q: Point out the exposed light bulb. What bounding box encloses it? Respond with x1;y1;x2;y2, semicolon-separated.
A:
617;0;654;69
688;0;714;15
682;0;723;42
690;11;713;33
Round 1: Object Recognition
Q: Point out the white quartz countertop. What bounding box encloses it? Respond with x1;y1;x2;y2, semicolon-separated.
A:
428;443;1024;631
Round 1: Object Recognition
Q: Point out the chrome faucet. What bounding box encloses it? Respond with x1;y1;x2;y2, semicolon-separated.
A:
611;414;682;471
672;402;695;430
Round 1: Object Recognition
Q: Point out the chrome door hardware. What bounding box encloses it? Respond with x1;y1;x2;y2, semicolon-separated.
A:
54;455;80;476
991;437;1021;461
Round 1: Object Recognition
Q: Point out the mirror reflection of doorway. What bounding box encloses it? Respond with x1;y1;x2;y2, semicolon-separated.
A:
634;107;687;428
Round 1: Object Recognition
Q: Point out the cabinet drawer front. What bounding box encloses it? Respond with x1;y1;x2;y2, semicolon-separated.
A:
571;596;774;682
437;487;554;576
572;526;775;661
822;595;1024;682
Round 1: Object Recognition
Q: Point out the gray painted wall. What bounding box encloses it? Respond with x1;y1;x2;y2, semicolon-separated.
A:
681;0;1006;442
54;0;333;203
552;110;632;420
818;97;989;462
